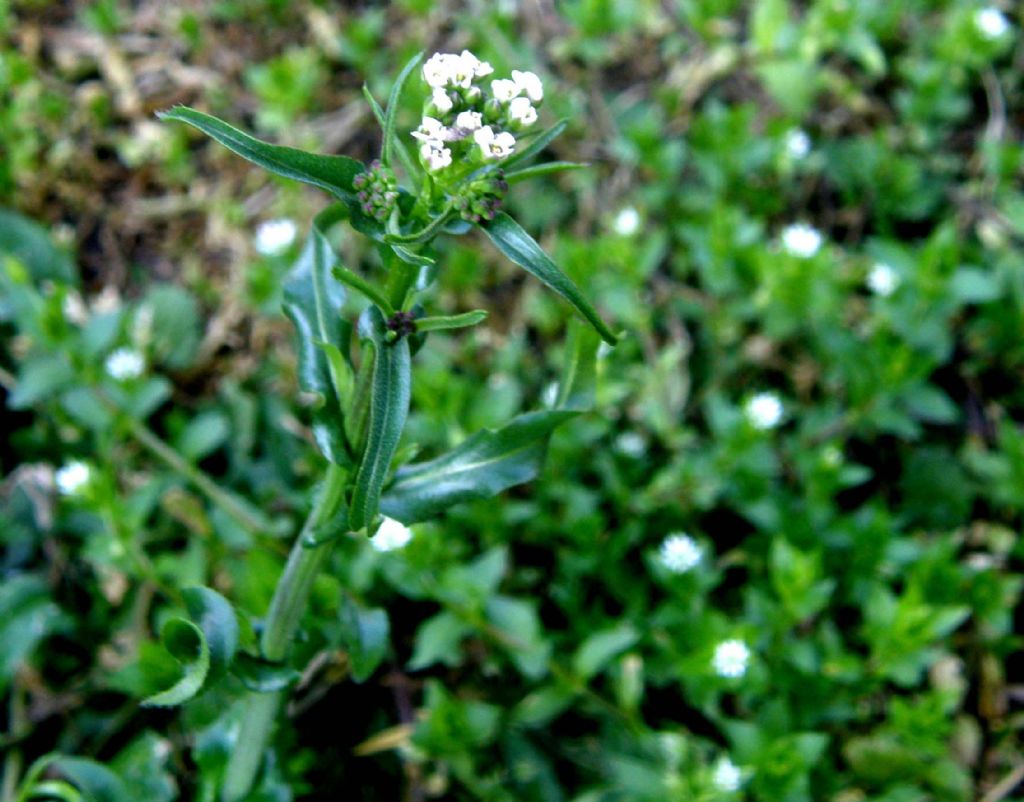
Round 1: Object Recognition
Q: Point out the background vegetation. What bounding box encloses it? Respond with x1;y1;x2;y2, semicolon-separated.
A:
2;1;1023;800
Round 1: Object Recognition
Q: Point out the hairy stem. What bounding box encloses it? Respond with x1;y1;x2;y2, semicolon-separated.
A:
221;463;349;801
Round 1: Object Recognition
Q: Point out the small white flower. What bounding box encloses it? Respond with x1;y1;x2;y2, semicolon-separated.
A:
105;348;145;381
658;533;702;573
460;49;493;78
781;223;823;258
615;432;646;457
784;128;811;159
474;125;516;160
422;52;455;87
420;141;453;171
867;262;899;297
254;218;297;256
712;757;742;792
448;53;476;88
507;96;538;126
455;110;483;132
491;78;521;103
431;86;454;113
511;69;543;102
744;392;783;430
975;7;1010;38
613;207;641;236
712;639;750;678
371;516;413;552
411;116;450;143
55;461;91;496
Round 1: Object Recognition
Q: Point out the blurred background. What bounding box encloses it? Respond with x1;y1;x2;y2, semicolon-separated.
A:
2;1;1024;800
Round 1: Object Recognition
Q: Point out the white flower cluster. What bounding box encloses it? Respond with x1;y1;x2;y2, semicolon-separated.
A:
781;223;823;258
415;50;543;171
254;218;297;256
371;516;413;552
55;460;91;495
712;757;743;792
867;262;899;297
975;7;1010;39
105;347;145;381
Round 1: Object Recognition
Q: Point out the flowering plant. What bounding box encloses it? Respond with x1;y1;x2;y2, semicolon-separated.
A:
150;50;616;799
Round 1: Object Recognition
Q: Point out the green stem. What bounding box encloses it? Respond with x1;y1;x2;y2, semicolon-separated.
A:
384;205;453;244
221;463;349;802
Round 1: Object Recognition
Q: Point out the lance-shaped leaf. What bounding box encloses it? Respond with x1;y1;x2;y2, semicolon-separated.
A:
283;207;354;466
381;322;601;523
504;119;568;168
381;51;423;168
46;756;134;802
480;212;617;345
158;106;364;201
348;306;412;531
141;587;239;707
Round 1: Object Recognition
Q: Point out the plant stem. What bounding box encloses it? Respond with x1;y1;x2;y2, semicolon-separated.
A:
221;463;349;802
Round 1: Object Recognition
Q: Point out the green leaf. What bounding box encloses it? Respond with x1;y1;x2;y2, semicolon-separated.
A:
157;106;364;201
505;161;588;184
381;319;600;523
363;85;419;183
141;587;238;707
47;757;134;802
338;597;390;683
409;611;471;670
182;587;239;684
413;310;488;333
480;212;617;345
504;119;567;168
231;653;300;692
573;624;639;681
283;206;354;466
381;51;423;168
381;410;574;524
348;306;412;531
8;355;75;409
0;208;76;283
0;575;68;693
332;265;394;315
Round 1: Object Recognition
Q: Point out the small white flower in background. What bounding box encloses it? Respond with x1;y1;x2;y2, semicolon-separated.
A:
975;7;1010;39
459;49;493;78
55;461;91;496
105;348;145;381
511;69;544;102
507;96;538;127
431;86;454;113
371;516;413;552
254;218;297;256
474;125;516;160
712;757;742;792
712;639;751;678
658;532;702;574
744;392;783;430
455;110;483;132
867;262;900;297
613;206;641;236
784;128;811;159
420;141;453;171
615;431;646;458
491;78;521;103
781;223;823;257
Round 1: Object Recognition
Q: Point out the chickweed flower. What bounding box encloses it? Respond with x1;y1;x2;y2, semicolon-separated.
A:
105;347;145;381
784;128;811;159
781;223;823;257
254;218;297;256
658;532;702;573
744;392;783;430
613;207;641;236
712;757;742;792
975;7;1010;38
371;516;413;552
712;639;751;678
867;262;899;297
55;460;91;496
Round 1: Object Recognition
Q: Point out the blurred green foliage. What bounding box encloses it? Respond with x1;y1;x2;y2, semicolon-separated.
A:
2;1;1023;801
